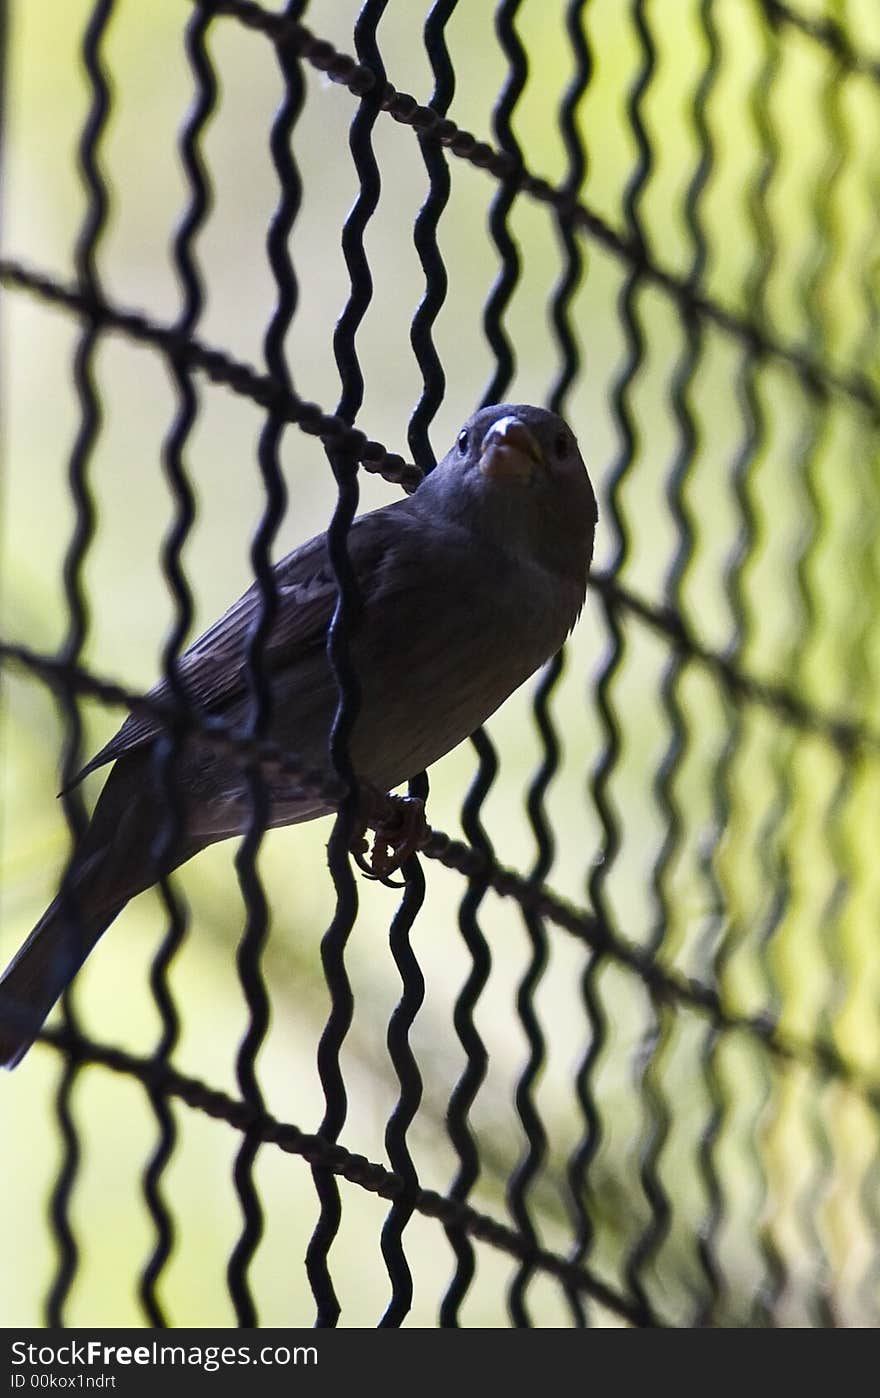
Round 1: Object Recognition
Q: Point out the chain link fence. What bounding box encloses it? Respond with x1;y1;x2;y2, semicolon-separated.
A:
1;0;879;1327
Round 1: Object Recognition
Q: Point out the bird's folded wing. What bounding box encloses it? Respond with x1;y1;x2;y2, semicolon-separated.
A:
69;510;393;785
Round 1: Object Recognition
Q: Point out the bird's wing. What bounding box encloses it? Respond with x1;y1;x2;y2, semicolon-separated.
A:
71;508;396;784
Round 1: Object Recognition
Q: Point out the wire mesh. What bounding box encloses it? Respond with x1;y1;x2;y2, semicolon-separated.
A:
1;0;879;1328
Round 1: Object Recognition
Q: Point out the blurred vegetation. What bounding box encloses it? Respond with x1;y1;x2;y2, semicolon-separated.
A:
1;0;880;1326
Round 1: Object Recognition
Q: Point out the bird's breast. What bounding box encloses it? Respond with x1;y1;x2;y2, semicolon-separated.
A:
346;559;579;791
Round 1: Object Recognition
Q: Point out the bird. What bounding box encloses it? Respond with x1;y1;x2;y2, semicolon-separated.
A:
0;403;597;1067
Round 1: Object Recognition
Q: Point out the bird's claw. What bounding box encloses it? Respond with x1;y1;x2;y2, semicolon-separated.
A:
350;791;428;887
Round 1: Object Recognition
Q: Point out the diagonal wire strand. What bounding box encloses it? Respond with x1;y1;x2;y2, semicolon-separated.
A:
760;0;880;87
5;255;880;768
186;0;880;426
36;1022;662;1328
4;0;877;1332
5;642;880;1115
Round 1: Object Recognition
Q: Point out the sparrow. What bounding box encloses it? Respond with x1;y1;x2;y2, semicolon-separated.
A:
0;403;597;1067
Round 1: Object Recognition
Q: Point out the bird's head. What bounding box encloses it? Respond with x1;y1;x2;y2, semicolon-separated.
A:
421;403;597;584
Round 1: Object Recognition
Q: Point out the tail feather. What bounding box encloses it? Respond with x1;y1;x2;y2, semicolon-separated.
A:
2;750;206;1068
0;875;120;1069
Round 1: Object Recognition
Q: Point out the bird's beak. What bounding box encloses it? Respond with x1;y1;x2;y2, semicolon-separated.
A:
479;416;547;484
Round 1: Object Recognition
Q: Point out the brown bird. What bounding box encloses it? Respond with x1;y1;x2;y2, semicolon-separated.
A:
0;403;597;1067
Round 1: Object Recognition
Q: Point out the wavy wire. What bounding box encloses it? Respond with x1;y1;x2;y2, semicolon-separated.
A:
6;256;880;762
226;0;306;1326
695;0;770;1327
615;0;672;1321
139;0;217;1328
4;0;879;1325
443;0;511;1330
585;0;651;1309
403;0;490;1330
379;843;426;1327
789;24;848;1329
550;0;599;1329
660;0;717;1322
39;1021;661;1327
852;85;880;1330
382;0;462;1334
632;0;720;1318
192;0;880;426
407;0;456;475
5;628;880;1117
478;0;546;1330
747;8;831;1322
518;0;593;1331
46;0;114;1328
306;0;386;1327
368;0;429;1330
742;17;789;1327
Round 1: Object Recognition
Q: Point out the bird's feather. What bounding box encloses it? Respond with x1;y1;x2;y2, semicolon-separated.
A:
72;510;394;783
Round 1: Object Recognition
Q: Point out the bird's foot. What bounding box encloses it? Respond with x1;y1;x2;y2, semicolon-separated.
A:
350;787;428;887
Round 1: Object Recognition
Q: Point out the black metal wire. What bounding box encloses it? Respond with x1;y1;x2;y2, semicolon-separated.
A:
441;779;493;1323
788;23;848;1328
439;0;504;1328
5;631;880;1110
406;5;463;1325
37;1020;660;1327
189;0;880;426
379;842;427;1327
761;0;880;88
588;567;880;759
46;0;115;1329
0;258;422;486
583;0;652;1307
626;0;719;1326
737;23;788;1325
138;2;218;1330
694;0;769;1327
325;0;430;1333
227;0;307;1327
666;0;719;1326
306;466;360;1329
407;0;456;475
549;0;595;1329
388;0;460;1333
306;0;389;1327
478;0;546;1330
3;0;879;1331
617;0;672;1320
548;0;590;423
852;108;880;1330
742;9;806;1325
6;255;880;768
421;6;520;1317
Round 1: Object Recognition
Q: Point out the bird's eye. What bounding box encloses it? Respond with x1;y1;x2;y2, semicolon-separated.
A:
457;429;469;455
554;431;569;459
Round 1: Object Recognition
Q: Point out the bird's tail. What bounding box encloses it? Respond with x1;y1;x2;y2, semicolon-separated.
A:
0;866;120;1069
0;750;203;1069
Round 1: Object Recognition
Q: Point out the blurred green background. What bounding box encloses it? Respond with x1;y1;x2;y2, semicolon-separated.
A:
2;0;880;1326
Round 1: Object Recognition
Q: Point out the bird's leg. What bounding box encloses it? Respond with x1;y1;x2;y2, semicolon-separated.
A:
349;784;428;887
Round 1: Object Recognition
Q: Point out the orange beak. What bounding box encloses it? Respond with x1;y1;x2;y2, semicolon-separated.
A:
479;416;546;483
